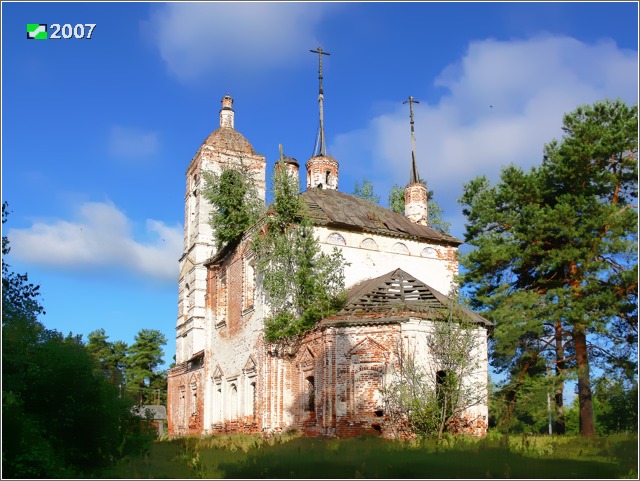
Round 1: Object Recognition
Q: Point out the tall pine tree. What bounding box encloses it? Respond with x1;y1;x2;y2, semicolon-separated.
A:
459;99;637;436
126;329;167;405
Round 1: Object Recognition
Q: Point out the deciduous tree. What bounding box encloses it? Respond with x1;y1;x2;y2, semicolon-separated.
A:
252;161;347;345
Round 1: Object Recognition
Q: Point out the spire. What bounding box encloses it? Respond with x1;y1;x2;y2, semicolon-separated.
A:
310;47;331;157
403;96;428;225
403;96;420;184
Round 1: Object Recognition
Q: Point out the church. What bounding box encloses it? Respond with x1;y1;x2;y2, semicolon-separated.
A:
167;59;490;438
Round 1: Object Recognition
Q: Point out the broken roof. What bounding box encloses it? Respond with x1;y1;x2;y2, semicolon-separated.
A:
322;268;491;327
300;188;461;245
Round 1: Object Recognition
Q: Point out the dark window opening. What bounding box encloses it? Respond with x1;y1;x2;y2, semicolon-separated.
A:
305;376;315;412
325;170;331;184
250;381;257;419
436;370;455;418
374;409;384;417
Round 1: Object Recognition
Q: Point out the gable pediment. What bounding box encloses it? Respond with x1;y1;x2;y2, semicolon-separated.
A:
298;346;315;370
212;364;224;380
243;355;257;374
348;337;389;364
348;337;387;356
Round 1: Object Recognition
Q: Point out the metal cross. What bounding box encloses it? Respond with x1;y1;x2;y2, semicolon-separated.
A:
310;47;331;95
403;96;421;184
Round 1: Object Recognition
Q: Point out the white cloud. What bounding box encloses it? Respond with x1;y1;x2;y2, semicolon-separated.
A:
331;35;638;239
142;3;339;82
109;126;159;158
8;202;182;282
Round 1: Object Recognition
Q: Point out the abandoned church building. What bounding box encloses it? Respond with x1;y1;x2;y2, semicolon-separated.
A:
168;61;491;438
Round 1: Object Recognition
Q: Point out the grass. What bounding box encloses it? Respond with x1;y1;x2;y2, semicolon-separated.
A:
99;432;638;479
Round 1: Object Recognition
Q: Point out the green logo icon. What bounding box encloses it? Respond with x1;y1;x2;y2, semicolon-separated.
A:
27;24;47;40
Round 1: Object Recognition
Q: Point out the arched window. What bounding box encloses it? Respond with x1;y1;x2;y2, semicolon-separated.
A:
250;382;257;419
179;386;186;424
421;247;437;257
326;232;346;246
229;383;238;419
191;381;198;415
243;256;255;311
360;238;378;250
392;242;409;255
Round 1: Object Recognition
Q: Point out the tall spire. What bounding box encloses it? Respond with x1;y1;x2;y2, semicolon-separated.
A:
403;95;428;225
403;95;420;183
310;47;331;157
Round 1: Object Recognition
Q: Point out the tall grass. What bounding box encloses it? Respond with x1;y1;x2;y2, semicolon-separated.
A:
100;432;637;479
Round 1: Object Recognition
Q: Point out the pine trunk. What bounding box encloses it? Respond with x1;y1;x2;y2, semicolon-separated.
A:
573;324;595;436
554;321;566;435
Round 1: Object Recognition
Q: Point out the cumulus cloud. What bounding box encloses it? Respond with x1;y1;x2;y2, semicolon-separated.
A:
8;202;182;282
142;3;339;81
109;126;159;158
331;35;638;238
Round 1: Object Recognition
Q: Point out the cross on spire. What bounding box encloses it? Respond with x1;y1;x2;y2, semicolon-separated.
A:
403;95;421;184
310;47;331;157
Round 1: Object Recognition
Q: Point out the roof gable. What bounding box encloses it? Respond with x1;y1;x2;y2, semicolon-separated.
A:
327;268;491;327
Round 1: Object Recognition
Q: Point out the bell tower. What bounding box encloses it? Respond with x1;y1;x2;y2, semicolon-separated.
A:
176;95;266;365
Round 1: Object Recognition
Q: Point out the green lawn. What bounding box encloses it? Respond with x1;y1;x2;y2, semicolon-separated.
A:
99;432;638;479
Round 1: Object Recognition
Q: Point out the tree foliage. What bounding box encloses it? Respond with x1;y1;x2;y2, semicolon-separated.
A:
388;183;451;234
252;163;347;345
126;329;168;405
2;203;155;477
459;98;638;436
202;165;265;249
353;177;380;204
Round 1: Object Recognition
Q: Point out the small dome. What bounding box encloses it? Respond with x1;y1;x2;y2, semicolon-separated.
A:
284;156;299;167
201;128;255;154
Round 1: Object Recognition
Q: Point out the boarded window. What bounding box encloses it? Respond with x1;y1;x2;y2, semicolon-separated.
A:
421;247;437;257
243;256;255;311
360;238;378;250
392;242;409;255
216;270;227;327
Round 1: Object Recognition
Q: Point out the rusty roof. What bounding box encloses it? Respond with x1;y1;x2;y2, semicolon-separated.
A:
199;127;255;155
322;268;491;327
300;188;461;245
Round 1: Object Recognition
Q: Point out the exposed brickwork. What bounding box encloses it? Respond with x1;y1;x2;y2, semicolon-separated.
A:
306;155;339;190
167;359;205;437
405;182;428;225
168;94;489;441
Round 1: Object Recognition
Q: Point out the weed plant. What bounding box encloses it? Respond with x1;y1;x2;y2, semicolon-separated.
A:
100;432;637;479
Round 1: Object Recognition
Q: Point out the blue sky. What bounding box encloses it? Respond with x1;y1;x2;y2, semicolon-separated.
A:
2;2;638;371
